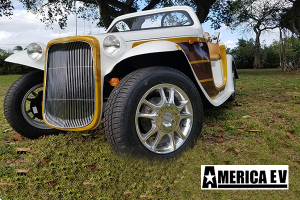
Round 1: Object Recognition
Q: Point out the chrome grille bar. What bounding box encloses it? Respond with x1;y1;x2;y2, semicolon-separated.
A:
44;41;95;129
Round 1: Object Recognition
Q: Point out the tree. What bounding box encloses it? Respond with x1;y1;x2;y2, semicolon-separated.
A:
229;36;300;70
13;45;23;51
261;41;281;69
227;38;255;69
279;31;300;71
0;0;13;17
205;0;232;29
226;0;288;69
0;0;230;29
280;0;300;37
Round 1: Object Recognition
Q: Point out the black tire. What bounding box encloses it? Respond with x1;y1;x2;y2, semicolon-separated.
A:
228;65;236;102
104;67;203;159
4;70;60;139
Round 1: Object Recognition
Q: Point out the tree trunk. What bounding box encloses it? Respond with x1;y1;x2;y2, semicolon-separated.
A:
279;29;287;72
279;32;282;68
95;0;113;29
195;0;216;23
95;0;162;29
281;0;300;37
253;31;261;69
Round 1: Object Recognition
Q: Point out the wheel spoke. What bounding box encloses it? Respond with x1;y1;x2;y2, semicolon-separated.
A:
141;121;159;143
169;132;176;151
26;98;34;101
142;99;160;113
176;100;189;112
179;113;193;121
31;91;37;97
159;87;168;105
175;127;187;140
27;110;32;114
168;87;175;105
137;112;158;121
152;131;163;152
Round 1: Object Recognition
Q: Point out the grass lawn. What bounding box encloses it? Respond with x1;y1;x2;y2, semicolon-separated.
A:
0;69;300;199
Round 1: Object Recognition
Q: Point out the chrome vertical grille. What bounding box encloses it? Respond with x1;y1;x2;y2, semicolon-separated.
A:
44;41;95;129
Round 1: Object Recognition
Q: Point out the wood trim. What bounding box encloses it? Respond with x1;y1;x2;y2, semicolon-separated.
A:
190;60;210;64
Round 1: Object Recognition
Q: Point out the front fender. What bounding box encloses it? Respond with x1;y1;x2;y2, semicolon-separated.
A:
102;40;180;75
124;40;180;58
5;43;46;70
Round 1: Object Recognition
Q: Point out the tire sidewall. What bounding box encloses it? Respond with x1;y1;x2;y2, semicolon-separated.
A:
4;71;59;138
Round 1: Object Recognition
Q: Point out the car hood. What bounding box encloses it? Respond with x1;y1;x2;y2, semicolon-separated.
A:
104;26;198;42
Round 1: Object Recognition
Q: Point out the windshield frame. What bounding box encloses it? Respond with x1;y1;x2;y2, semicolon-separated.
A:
107;10;194;33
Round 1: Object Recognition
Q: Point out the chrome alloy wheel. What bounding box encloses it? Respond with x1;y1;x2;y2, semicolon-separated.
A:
135;84;193;154
21;83;52;130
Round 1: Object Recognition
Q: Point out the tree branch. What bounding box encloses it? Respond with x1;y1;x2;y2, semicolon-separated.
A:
94;0;112;28
195;0;216;23
142;0;161;11
103;0;136;13
80;0;98;5
260;25;279;31
125;0;134;7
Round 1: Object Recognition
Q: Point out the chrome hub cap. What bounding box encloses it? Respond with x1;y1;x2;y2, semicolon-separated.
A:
162;112;174;127
157;105;179;133
135;84;193;154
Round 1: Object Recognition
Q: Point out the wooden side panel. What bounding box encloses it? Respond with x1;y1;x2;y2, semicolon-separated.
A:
177;41;224;98
132;37;225;98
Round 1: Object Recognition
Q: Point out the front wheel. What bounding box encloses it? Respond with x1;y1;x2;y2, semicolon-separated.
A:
4;70;60;139
104;67;203;158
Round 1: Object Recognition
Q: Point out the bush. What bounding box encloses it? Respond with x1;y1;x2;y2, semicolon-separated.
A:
0;52;33;75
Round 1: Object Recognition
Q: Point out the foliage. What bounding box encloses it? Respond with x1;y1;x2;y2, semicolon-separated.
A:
279;36;300;68
6;0;203;29
13;46;23;52
206;0;232;29
262;36;300;69
227;38;255;69
261;42;281;69
228;37;300;69
0;0;13;17
0;0;226;29
228;0;289;69
0;52;33;75
229;0;285;30
280;0;300;36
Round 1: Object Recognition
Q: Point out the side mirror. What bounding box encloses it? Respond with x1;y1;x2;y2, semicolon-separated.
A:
211;32;220;44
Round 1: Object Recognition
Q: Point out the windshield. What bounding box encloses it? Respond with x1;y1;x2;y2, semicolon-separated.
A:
108;11;193;32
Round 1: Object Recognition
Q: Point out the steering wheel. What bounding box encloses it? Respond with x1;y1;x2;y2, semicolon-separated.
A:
161;12;192;27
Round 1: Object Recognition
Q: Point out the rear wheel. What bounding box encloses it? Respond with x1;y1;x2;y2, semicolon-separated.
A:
104;67;203;158
4;70;60;139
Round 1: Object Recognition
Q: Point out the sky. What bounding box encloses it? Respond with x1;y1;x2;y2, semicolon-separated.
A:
0;1;280;52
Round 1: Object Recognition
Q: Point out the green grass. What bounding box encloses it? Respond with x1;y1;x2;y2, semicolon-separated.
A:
0;69;300;199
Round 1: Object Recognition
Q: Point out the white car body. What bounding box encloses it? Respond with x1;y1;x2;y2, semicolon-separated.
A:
5;6;237;131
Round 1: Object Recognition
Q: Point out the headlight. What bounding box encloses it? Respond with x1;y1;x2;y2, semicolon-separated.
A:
103;35;120;56
27;43;43;61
